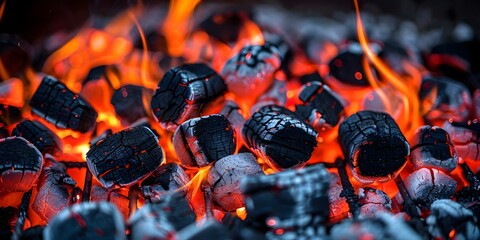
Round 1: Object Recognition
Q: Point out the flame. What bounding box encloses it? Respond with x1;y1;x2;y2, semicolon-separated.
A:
185;166;211;199
129;11;156;89
354;0;421;139
0;78;24;107
0;0;5;22
162;0;202;57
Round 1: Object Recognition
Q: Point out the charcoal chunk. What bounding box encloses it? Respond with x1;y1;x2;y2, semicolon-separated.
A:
173;114;236;167
30;75;98;133
128;192;195;240
86;126;164;189
151;63;227;131
111;85;153;126
0;137;43;195
358;187;392;217
32;156;76;222
177;220;230;240
12;120;63;157
91;185;129;219
338;110;409;183
241;164;330;238
140;162;190;202
242;105;318;170
295;81;344;131
443;120;480;161
410;125;458;172
328;46;371;86
43;202;125;240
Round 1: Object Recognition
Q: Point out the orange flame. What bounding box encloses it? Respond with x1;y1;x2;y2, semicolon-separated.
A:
162;0;202;57
354;0;422;139
0;0;6;22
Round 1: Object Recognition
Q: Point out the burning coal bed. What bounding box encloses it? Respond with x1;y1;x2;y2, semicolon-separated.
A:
1;0;480;239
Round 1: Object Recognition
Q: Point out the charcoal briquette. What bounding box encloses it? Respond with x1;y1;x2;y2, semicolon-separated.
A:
151;63;227;131
140;162;190;202
173;114;236;167
86;126;164;189
43;202;125;240
328;45;373;87
91;185;129;219
242;105;318;170
0;137;43;195
111;85;153;126
338;110;409;183
32;155;77;222
219;100;245;139
30;75;98;133
443;120;480;161
358;187;392;217
410;125;458;172
206;153;263;212
12;120;63;157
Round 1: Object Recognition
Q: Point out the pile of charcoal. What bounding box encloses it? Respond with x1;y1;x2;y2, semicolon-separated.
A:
1;2;480;240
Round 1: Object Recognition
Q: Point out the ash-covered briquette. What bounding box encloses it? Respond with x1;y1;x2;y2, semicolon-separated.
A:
221;43;282;101
111;85;153;126
420;76;472;125
410;125;458;172
43;202;125;240
0;207;18;238
327;174;349;223
173;114;236;168
206;153;263;212
242;105;318;170
251;78;287;115
328;44;375;87
140;162;190;202
128;192;195;240
443;120;480;161
151;63;227;131
330;213;422;240
338;110;409;183
32;156;77;222
220;100;245;139
0;137;43;195
403;168;457;208
241;164;330;238
29;75;98;133
86;126;164;189
91;185;129;219
177;220;230;240
427;199;480;240
358;187;392;217
12;120;63;157
295;81;344;131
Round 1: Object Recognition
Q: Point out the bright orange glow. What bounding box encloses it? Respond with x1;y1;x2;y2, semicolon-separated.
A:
0;78;24;107
185;166;211;199
0;0;6;22
162;0;202;56
236;207;247;220
354;0;422;139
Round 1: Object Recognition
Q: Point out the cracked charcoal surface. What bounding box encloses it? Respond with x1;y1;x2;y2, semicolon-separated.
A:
0;137;43;195
404;168;457;208
242;105;318;170
338;110;409;183
221;43;282;100
410;125;458;172
173;114;236;168
151;63;227;131
443;120;480;161
358;187;392;217
241;164;330;237
29;75;98;133
296;81;344;129
206;153;263;212
12;120;63;157
91;185;129;219
129;192;195;240
111;85;153;126
43;202;125;240
140;162;190;202
86;126;164;189
32;156;76;222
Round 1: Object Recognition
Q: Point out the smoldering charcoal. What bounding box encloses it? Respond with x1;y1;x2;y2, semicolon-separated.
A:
12;120;63;157
29;75;98;133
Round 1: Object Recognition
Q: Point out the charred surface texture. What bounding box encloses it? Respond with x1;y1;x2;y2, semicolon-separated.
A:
410;125;458;172
111;85;153;126
404;168;457;208
140;162;190;202
32;156;76;222
443;120;480;161
91;185;129;219
338;110;409;183
296;81;344;130
0;137;43;195
129;192;195;240
221;44;281;100
241;164;330;238
173;114;235;167
242;105;317;170
12;120;63;157
30;75;98;133
86;126;164;189
358;187;392;217
206;153;263;212
328;47;371;86
151;63;227;131
43;202;125;240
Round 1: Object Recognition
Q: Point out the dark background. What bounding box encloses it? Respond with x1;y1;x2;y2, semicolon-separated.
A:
0;0;479;44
